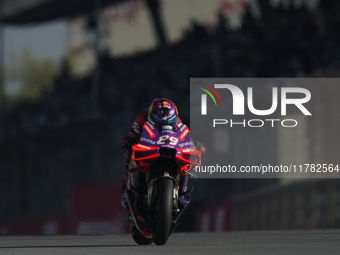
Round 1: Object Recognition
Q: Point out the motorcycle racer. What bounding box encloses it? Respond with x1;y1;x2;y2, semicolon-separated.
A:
121;98;206;207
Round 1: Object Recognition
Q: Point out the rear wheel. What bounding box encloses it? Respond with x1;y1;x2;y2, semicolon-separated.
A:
153;178;174;245
131;225;153;245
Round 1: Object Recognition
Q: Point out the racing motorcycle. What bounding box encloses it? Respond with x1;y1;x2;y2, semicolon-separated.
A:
124;120;201;245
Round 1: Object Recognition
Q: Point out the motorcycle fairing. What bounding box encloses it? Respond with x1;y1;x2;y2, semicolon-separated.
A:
131;121;201;174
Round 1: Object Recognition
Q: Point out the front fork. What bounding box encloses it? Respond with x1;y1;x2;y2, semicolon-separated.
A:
147;174;179;210
127;169;196;236
147;170;197;226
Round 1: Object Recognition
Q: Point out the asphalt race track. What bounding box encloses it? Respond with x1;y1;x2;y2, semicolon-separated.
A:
0;230;339;255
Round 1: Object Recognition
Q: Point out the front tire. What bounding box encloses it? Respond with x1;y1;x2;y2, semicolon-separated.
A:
131;225;153;245
153;178;174;245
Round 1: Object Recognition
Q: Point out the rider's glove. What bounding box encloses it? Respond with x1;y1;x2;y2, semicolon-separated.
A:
122;132;138;149
195;141;206;154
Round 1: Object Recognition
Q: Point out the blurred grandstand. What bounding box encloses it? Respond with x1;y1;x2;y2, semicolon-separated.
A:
1;0;340;234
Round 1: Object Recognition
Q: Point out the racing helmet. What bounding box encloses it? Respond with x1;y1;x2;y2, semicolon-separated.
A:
148;98;179;128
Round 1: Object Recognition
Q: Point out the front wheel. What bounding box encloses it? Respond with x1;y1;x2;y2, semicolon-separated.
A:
131;225;153;245
153;178;174;245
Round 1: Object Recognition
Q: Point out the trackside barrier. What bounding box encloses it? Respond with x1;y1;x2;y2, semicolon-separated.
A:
0;185;129;235
194;202;232;232
194;179;340;231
